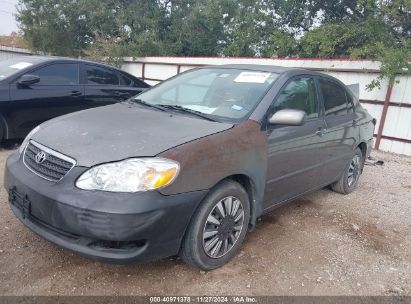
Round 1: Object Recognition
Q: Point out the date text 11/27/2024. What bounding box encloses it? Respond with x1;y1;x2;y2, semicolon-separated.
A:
149;297;257;303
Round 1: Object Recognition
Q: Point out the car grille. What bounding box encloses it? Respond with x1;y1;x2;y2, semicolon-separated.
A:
23;141;76;182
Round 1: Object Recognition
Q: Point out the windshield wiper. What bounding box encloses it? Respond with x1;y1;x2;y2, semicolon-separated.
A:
160;105;217;122
129;99;167;112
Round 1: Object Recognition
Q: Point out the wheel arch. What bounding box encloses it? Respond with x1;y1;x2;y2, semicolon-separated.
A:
357;142;367;158
217;174;259;230
357;142;367;171
0;113;10;140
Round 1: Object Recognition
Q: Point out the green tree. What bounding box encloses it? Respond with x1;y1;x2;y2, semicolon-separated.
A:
17;0;93;56
159;0;232;56
16;0;410;88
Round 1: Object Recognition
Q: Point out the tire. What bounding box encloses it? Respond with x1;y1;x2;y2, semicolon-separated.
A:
180;180;250;271
331;147;363;194
0;124;3;144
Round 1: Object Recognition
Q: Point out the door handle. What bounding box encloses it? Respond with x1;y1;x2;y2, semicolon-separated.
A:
113;91;131;99
70;90;82;97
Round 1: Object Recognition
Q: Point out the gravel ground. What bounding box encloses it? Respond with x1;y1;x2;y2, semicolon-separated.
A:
0;142;409;296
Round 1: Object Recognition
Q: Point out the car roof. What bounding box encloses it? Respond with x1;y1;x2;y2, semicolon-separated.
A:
14;55;124;71
203;64;324;76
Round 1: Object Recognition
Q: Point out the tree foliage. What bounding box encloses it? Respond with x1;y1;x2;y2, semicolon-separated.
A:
16;0;410;86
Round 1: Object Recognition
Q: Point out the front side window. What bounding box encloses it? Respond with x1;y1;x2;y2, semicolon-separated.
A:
273;77;318;119
86;65;119;85
32;63;79;85
0;57;46;81
135;68;279;122
319;79;350;116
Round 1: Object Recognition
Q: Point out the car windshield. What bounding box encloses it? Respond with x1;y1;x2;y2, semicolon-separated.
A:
134;68;279;122
0;57;45;80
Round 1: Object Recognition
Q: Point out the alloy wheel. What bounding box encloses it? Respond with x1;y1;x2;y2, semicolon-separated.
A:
348;154;361;187
202;196;245;259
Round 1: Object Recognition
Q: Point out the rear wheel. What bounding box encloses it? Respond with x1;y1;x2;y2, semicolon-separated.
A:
180;180;250;270
331;147;363;194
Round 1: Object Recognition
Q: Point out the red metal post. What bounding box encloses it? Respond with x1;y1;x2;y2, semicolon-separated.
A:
141;63;146;81
375;82;394;150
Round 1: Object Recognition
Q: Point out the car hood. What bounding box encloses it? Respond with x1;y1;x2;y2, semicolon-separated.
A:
31;103;233;167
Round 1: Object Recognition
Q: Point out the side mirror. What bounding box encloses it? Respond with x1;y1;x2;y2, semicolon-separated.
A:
269;109;306;126
18;74;40;87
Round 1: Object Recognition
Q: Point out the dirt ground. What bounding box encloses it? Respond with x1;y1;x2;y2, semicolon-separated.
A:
0;142;409;296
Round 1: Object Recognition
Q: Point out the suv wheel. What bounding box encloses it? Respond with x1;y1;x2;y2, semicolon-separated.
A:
180;180;250;270
331;147;363;194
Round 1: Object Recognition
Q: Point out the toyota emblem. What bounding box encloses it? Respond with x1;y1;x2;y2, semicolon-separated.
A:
35;151;47;164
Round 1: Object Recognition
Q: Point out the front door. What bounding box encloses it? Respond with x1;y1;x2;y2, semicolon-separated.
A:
263;76;327;208
9;62;84;138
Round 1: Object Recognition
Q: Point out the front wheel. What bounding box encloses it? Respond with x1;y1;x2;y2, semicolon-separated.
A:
331;147;363;194
180;180;250;270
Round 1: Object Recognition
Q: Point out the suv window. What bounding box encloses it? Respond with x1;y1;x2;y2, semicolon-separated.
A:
319;79;350;116
86;65;119;85
273;77;318;119
32;63;79;85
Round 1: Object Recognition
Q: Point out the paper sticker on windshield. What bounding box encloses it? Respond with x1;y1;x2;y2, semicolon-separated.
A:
234;72;271;83
183;105;216;114
10;62;33;70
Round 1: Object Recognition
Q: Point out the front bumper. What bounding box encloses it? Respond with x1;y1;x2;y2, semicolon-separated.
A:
4;151;208;263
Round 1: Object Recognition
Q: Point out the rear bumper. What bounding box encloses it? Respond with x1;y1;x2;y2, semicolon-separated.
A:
5;151;208;263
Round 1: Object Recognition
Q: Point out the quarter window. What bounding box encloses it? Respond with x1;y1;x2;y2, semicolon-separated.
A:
319;79;350;116
273;77;318;119
86;65;119;85
32;63;79;85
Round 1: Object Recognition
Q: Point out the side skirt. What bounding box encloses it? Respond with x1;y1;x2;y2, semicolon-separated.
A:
261;180;339;215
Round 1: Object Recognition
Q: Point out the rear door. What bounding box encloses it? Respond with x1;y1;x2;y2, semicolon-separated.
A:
317;77;358;183
264;75;328;208
9;62;83;137
83;64;135;108
116;71;148;99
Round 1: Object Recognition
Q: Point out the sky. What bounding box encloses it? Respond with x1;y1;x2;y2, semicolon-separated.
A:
0;0;19;35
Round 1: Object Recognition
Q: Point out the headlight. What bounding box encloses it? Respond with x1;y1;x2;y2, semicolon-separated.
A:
76;158;180;192
19;126;40;154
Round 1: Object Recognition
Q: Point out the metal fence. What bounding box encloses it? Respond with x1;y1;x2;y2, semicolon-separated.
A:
123;56;411;156
0;48;409;156
0;45;32;60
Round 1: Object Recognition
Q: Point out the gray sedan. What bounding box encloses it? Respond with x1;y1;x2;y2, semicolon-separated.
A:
5;64;376;270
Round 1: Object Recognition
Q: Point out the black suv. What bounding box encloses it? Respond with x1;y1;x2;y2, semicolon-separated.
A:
0;56;150;142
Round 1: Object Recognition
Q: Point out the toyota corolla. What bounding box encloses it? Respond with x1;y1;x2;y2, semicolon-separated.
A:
4;65;375;270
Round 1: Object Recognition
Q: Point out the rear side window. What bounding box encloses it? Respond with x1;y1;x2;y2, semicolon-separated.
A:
119;73;133;86
133;77;149;88
273;77;318;119
32;63;79;85
86;65;119;85
319;79;351;116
